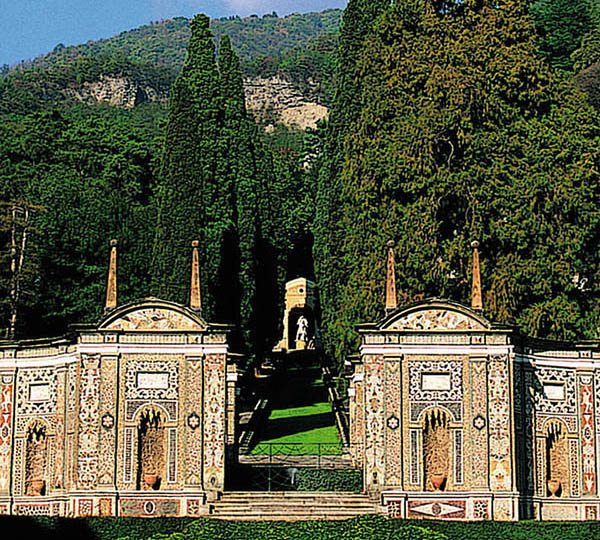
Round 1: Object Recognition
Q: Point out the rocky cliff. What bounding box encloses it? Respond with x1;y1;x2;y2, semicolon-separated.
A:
244;75;329;131
59;73;328;130
63;75;169;108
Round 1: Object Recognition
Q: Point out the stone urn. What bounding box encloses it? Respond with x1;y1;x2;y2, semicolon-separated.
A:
143;473;160;490
548;479;561;497
431;474;446;492
31;479;45;496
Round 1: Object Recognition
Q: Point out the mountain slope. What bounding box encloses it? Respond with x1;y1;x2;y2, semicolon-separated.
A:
1;10;340;129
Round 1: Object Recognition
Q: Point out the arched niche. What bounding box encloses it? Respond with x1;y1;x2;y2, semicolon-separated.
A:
136;406;167;491
545;419;569;497
422;408;450;492
25;420;48;496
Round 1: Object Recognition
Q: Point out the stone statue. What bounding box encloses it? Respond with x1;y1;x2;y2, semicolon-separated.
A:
296;315;309;342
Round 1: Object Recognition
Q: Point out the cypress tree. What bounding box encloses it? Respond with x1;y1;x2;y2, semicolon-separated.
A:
153;20;279;360
314;0;389;359
217;35;261;355
152;14;227;319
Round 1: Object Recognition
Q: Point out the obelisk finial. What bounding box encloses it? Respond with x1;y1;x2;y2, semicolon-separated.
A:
105;239;118;311
471;240;483;311
190;240;202;311
385;240;397;312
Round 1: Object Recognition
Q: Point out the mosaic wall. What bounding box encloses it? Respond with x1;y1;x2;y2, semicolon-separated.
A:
0;302;234;517
355;303;600;521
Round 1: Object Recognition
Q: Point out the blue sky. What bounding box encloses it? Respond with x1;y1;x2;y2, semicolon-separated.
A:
1;0;347;66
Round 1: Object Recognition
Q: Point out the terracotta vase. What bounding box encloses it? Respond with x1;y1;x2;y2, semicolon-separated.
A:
431;474;446;492
143;473;160;489
548;479;561;497
31;479;45;496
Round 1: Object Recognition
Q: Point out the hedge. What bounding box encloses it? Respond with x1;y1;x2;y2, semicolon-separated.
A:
295;468;362;492
2;514;599;540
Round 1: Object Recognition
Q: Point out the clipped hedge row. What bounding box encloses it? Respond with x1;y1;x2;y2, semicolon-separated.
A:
295;468;362;492
147;515;448;540
3;513;600;540
424;519;600;540
0;516;192;540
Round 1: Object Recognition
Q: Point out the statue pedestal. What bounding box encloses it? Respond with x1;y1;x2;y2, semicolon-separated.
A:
296;340;306;350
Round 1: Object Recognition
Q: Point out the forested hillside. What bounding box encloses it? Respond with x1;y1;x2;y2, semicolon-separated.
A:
0;10;340;122
3;1;600;367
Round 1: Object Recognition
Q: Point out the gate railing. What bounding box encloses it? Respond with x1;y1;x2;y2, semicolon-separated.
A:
233;442;363;491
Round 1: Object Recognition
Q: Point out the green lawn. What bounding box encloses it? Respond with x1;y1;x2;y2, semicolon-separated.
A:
250;360;343;455
251;401;341;454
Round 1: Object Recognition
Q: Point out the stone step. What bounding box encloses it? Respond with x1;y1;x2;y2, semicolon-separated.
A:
210;514;373;521
221;491;369;498
210;509;379;518
210;491;381;521
215;502;377;512
214;504;378;512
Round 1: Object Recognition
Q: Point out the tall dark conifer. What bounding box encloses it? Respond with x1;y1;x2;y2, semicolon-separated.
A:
314;0;389;359
152;15;226;318
218;35;261;355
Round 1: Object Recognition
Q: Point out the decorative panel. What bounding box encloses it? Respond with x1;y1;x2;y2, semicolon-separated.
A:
410;429;420;486
384;359;402;486
185;358;203;486
364;355;385;488
168;428;177;484
0;375;14;492
570;438;581;497
98;356;118;486
76;355;101;490
488;355;512;491
388;309;486;331
454;430;463;485
470;360;488;488
535;368;577;415
123;427;134;484
203;354;226;491
579;375;596;495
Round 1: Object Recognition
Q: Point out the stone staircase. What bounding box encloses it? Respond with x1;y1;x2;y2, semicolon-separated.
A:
209;491;382;521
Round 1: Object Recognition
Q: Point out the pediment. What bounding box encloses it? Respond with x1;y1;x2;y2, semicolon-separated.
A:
99;300;206;331
383;304;489;332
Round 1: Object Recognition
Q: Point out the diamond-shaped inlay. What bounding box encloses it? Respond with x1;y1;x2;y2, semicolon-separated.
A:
408;500;466;518
473;414;486;430
101;413;114;430
387;415;400;430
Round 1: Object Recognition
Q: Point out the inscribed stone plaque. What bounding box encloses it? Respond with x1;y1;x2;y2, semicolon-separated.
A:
29;383;50;402
136;372;169;390
543;383;565;401
421;373;451;391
